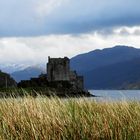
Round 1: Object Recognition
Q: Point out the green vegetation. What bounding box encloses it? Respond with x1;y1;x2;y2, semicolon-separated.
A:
0;87;72;97
0;70;16;88
0;87;91;98
0;87;53;97
0;96;139;139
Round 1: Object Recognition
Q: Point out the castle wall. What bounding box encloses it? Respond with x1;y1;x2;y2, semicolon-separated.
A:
76;76;84;90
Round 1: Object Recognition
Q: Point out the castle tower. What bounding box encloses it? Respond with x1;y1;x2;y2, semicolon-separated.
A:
47;56;70;82
47;56;84;90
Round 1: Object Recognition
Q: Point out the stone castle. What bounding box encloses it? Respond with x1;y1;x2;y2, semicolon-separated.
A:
47;56;84;90
17;56;90;97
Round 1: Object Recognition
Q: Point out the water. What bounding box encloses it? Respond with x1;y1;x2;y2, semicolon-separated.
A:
89;90;140;101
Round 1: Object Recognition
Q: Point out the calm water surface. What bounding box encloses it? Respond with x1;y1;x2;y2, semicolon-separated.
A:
89;90;140;101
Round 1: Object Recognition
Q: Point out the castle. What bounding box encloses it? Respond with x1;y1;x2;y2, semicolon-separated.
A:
47;56;84;90
17;56;90;96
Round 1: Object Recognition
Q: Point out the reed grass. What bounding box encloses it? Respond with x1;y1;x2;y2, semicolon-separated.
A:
0;96;139;140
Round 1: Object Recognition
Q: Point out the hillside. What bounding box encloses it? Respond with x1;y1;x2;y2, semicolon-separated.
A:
11;67;45;82
71;45;140;73
71;45;140;89
0;70;16;88
83;58;140;89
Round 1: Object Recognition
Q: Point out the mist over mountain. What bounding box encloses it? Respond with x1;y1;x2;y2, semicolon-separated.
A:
0;64;29;74
0;63;46;74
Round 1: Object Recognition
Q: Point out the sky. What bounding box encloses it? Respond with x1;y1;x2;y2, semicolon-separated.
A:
1;0;140;68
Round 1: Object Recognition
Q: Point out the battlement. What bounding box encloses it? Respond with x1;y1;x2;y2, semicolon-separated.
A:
48;56;69;64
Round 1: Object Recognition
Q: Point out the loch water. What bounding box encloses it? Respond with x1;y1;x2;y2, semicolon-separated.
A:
89;90;140;101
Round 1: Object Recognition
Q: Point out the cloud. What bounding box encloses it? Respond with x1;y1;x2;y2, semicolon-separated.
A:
36;0;67;17
1;0;140;73
112;26;140;36
0;0;140;36
1;26;140;67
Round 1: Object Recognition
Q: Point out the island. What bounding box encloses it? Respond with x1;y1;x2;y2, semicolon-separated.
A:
17;56;92;97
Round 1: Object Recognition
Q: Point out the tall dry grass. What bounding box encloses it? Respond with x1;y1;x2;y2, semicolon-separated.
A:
0;96;139;140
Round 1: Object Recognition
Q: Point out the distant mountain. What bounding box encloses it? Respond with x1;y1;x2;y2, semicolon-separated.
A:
70;45;140;89
11;67;45;82
71;45;140;73
0;70;16;88
84;58;140;89
0;63;46;74
122;82;140;89
0;64;30;73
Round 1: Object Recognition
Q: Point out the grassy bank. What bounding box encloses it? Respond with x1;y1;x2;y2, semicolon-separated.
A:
0;87;91;98
0;96;139;139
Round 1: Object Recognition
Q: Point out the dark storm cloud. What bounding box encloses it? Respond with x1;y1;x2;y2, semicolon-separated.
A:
0;0;140;36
